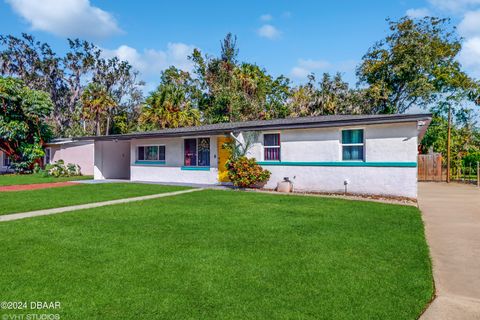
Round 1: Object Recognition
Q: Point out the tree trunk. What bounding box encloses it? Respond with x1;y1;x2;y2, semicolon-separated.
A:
105;111;110;136
96;113;101;136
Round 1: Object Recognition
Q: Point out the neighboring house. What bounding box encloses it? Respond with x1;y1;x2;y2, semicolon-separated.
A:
76;114;431;198
0;150;12;173
44;139;95;175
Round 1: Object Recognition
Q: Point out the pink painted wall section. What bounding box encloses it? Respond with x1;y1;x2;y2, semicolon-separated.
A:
48;142;94;175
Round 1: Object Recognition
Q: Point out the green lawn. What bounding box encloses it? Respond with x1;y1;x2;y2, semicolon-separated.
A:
0;173;92;186
0;190;433;319
0;183;190;215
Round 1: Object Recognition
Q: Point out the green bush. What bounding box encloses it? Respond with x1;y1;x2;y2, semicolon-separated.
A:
41;160;82;177
226;156;270;188
462;152;480;167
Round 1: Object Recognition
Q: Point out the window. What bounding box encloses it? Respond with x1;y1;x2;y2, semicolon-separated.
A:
264;133;280;161
184;138;210;166
342;129;364;161
44;147;51;164
3;154;10;167
137;145;166;162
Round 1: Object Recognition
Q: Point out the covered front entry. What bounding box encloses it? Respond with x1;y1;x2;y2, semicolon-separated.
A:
94;140;131;179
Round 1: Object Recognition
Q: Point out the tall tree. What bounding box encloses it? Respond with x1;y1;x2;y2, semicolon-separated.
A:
81;83;116;136
357;17;479;114
0;33;143;137
0;34;97;134
0;77;53;172
189;33;292;123
288;73;369;116
92;55;144;135
139;67;200;130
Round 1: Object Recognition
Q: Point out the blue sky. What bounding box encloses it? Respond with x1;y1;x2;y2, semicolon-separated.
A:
1;0;480;92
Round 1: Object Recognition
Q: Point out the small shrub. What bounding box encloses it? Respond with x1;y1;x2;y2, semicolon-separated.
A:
226;156;270;188
41;160;82;177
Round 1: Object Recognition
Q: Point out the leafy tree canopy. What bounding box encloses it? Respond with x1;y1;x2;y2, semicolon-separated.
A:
288;73;370;116
0;77;53;172
0;33;143;137
81;82;117;136
139;67;201;130
190;33;291;123
357;17;480;114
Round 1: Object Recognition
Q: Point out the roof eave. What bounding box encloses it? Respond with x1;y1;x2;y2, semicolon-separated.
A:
74;113;432;142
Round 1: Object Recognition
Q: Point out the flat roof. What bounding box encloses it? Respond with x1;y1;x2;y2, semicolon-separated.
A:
75;113;432;141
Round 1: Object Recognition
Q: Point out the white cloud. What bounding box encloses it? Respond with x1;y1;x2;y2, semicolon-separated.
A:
459;37;480;77
257;24;281;39
290;59;331;79
458;10;480;36
101;43;196;77
290;67;311;79
406;8;431;18
427;0;480;12
456;9;480;77
260;14;272;22
5;0;121;38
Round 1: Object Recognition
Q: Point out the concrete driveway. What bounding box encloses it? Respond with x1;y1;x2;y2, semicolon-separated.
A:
418;182;480;320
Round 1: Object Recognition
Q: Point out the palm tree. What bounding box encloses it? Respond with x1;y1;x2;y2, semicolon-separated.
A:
81;83;116;135
139;83;200;130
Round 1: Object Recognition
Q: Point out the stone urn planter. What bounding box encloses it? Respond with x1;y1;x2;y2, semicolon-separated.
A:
276;177;293;193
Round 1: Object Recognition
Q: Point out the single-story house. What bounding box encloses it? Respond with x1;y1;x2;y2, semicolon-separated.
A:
44;139;95;175
76;113;431;199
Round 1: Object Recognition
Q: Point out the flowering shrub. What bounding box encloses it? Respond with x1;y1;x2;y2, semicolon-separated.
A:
39;160;82;177
226;156;270;188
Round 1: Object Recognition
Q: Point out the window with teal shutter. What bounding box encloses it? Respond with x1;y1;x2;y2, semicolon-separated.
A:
342;129;364;161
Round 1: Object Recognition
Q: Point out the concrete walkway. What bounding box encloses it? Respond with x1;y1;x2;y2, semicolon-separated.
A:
0;188;203;222
418;182;480;320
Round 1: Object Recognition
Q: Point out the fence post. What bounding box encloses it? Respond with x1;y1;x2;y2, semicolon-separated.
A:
477;162;479;188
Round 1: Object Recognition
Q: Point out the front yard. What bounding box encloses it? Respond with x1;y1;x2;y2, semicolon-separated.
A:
0;183;189;215
0;189;433;319
0;173;92;186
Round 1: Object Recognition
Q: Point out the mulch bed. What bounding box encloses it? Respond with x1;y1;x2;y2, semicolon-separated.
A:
0;182;78;192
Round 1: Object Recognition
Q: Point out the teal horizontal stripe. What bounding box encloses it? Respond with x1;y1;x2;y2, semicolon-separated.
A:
181;166;211;171
257;161;417;168
135;160;166;165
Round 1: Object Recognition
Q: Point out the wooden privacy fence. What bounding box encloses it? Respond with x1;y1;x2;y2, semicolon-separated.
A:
418;154;480;186
418;153;445;181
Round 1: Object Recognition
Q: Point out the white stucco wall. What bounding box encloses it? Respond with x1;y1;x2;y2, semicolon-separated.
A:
246;123;418;162
93;121;421;198
129;136;220;184
242;122;419;198
47;141;95;175
94;140;131;179
261;166;417;198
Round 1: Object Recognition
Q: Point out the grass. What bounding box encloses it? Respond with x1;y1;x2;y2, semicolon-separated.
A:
0;183;190;215
0;173;93;186
0;190;433;319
